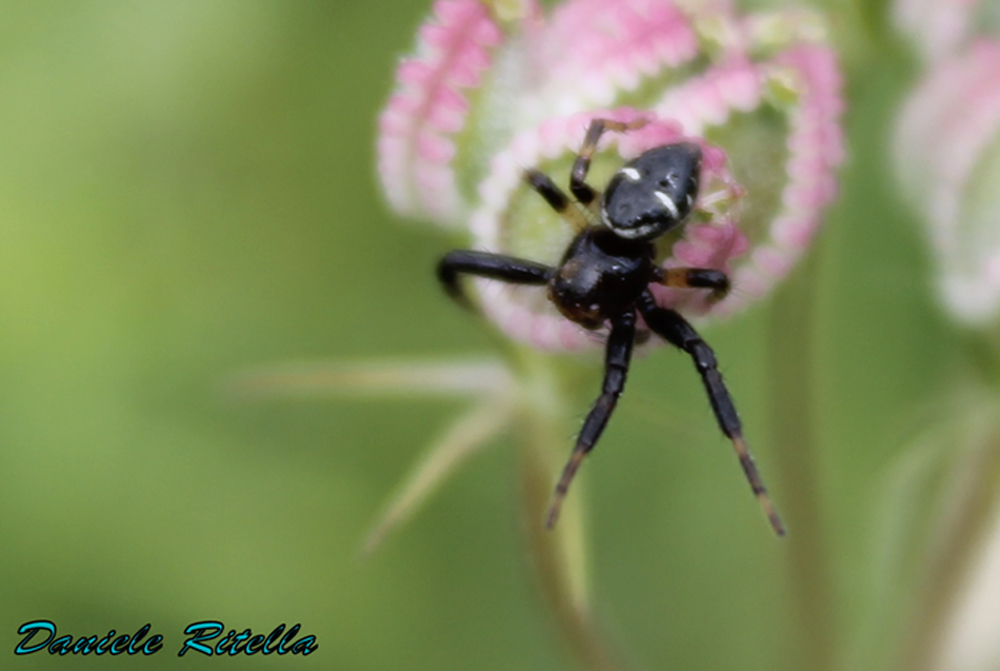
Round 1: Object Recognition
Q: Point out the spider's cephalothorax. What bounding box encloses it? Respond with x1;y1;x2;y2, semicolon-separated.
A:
600;142;701;241
436;118;786;536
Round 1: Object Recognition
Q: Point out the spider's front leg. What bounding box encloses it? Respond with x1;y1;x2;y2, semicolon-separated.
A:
524;169;589;232
655;266;731;303
437;250;553;310
571;118;649;206
546;309;636;528
636;291;786;536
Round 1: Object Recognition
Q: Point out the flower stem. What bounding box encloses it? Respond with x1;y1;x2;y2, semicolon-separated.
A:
514;348;626;671
767;251;839;671
898;397;1000;671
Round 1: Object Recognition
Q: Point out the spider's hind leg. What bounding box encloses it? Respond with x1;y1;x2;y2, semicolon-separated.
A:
437;250;553;311
636;291;786;536
546;309;637;529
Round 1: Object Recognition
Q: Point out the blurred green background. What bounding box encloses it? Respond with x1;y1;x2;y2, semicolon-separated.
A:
0;1;956;670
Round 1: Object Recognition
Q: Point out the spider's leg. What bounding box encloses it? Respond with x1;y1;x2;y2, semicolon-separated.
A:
546;309;636;529
524;169;589;232
637;291;786;536
571;118;649;205
654;266;731;303
437;250;553;310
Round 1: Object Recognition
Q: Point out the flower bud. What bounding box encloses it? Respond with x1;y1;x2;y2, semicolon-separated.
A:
894;40;1000;326
378;0;844;350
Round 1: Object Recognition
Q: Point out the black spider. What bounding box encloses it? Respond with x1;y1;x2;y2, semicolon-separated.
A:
437;118;786;536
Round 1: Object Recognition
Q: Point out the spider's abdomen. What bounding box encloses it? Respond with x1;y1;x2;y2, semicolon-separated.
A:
549;228;654;329
600;142;701;241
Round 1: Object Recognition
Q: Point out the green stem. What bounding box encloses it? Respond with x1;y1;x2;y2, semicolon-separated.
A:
768;252;839;671
959;328;1000;390
899;400;1000;671
514;349;626;671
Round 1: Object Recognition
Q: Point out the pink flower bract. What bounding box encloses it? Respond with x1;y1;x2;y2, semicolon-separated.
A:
378;0;844;350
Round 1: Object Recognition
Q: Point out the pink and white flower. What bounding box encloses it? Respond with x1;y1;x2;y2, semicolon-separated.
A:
378;0;844;350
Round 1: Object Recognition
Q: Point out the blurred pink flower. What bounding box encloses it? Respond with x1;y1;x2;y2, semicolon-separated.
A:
894;0;1000;326
893;0;979;63
378;0;844;350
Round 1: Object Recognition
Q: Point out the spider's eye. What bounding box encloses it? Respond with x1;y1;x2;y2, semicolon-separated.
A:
658;171;680;189
600;143;701;241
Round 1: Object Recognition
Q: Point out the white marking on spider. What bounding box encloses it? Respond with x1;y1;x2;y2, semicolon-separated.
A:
612;221;661;239
620;167;641;181
653;190;680;219
601;204;660;239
